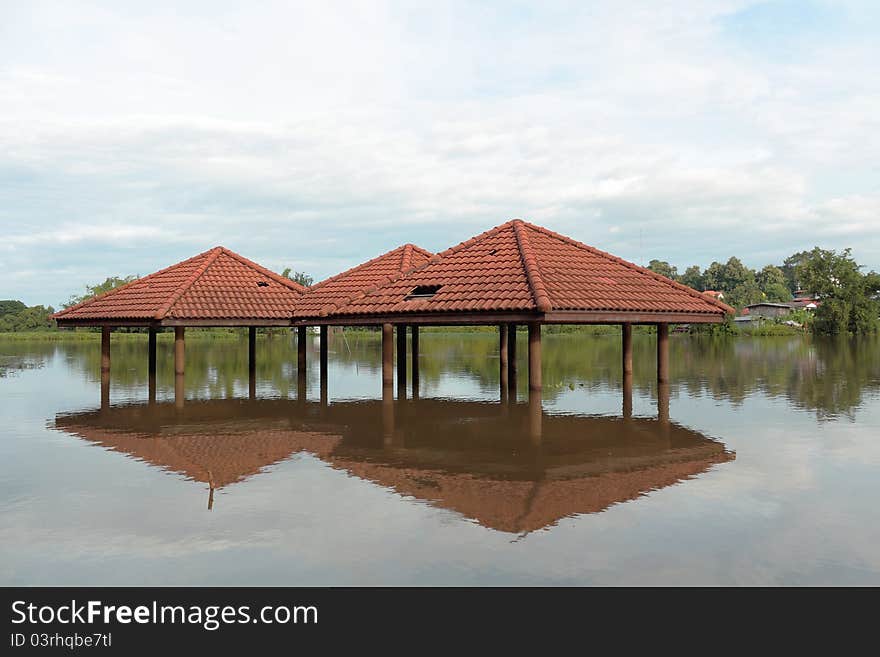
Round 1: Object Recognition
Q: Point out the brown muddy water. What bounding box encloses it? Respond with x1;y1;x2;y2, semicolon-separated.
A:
1;330;879;585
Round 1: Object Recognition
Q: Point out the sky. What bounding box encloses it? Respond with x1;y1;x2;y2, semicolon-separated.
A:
1;0;879;307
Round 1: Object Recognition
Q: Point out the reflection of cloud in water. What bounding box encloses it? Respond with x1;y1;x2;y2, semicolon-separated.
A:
55;398;734;534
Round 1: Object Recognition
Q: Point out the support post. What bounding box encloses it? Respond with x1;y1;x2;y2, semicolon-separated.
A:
175;373;185;410
248;327;256;374
507;323;517;397
528;323;542;391
622;323;633;376
148;327;157;376
319;325;328;405
382;323;393;387
396;325;407;400
382;380;395;446
101;326;111;372
499;324;509;402
297;326;307;372
657;323;669;383
174;327;185;376
411;326;420;399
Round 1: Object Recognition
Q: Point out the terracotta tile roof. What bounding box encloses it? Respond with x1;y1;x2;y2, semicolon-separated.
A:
52;247;306;322
321;219;734;318
292;243;433;318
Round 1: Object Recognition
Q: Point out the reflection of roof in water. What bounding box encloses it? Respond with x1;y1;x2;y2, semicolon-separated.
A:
54;398;734;534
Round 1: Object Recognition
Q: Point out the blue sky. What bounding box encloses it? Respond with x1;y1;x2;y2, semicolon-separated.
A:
1;0;879;306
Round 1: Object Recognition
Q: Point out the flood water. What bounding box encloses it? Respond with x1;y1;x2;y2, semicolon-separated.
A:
2;330;879;585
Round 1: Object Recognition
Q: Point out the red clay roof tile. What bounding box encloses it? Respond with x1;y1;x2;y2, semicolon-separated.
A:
320;220;734;318
292;243;433;318
52;246;306;322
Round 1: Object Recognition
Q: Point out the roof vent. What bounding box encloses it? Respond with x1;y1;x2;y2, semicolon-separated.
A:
256;281;269;287
405;284;442;300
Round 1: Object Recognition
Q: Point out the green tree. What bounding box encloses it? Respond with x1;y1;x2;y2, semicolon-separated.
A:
680;265;704;291
796;247;879;334
757;265;792;302
647;260;678;280
782;251;811;294
281;268;314;287
0;305;55;331
702;261;724;291
64;276;138;308
0;300;27;317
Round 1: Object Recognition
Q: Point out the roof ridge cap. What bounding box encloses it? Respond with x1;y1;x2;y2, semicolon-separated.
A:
522;221;734;314
218;247;308;293
400;243;413;273
154;247;222;319
513;220;552;312
51;247;217;319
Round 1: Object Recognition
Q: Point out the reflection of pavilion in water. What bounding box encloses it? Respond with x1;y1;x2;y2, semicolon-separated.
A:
54;398;734;534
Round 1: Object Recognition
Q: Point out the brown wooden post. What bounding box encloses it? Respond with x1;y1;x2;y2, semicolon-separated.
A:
411;326;420;399
657;323;669;383
174;327;185;375
319;325;328;404
297;326;307;372
622;323;633;376
248;327;257;374
499;323;509;401
528;323;542;391
148;327;157;376
101;326;111;372
382;323;393;387
507;323;517;397
396;325;407;399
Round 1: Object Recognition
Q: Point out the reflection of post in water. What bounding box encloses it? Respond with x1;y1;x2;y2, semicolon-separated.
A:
207;470;215;511
248;369;256;401
658;382;671;444
175;373;185;410
100;370;110;411
148;371;157;405
382;383;395;446
499;323;509;403
622;372;633;420
411;326;420;400
297;366;307;403
528;389;543;445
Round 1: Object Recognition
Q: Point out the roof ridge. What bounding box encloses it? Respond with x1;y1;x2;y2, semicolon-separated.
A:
518;220;734;314
512;220;552;312
317;224;517;317
154;247;223;319
400;243;413;273
52;247;219;319
218;247;308;293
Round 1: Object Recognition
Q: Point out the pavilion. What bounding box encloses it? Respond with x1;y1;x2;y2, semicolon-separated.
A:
50;219;733;410
51;246;307;403
295;219;733;396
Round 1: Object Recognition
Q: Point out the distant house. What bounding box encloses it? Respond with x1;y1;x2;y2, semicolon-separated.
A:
703;290;724;301
744;302;794;319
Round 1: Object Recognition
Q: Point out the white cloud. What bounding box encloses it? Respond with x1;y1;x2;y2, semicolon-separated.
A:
1;1;879;304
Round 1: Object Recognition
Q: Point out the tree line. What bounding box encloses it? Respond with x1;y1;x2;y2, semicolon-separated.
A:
647;247;879;334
